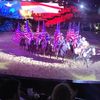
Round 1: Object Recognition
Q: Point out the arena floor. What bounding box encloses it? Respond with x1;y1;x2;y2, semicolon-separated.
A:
0;32;100;81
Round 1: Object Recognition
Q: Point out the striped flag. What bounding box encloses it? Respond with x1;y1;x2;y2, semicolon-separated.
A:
20;2;63;13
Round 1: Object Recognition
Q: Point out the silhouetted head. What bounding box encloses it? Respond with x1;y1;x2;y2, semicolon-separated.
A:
51;83;74;100
0;79;20;100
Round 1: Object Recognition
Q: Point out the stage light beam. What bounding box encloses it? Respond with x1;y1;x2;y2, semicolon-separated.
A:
80;4;84;9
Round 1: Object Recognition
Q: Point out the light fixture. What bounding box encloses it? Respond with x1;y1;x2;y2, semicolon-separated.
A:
80;4;84;9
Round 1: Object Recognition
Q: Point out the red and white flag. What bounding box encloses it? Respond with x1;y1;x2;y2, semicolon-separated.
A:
21;2;63;13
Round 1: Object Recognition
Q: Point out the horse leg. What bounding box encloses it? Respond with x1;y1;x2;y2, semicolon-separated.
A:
73;54;78;61
28;45;31;54
57;49;60;59
85;59;89;68
61;55;65;63
57;52;59;59
55;51;58;59
86;58;90;68
50;54;51;59
36;46;40;56
37;48;40;56
49;49;53;59
82;58;88;67
43;48;46;56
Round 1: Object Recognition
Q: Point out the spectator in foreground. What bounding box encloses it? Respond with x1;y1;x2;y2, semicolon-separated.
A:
51;83;75;100
0;79;21;100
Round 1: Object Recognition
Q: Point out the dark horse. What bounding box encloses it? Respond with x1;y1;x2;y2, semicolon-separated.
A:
45;41;53;58
37;39;47;55
57;41;71;62
19;36;26;49
28;39;37;54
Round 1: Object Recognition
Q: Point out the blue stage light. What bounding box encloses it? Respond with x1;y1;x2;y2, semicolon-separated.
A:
9;8;15;13
0;4;2;9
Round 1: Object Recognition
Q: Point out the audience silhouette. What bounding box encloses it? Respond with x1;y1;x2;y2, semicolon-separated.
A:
51;83;75;100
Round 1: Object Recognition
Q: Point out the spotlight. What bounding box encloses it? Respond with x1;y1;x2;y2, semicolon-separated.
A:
80;4;84;9
95;26;99;30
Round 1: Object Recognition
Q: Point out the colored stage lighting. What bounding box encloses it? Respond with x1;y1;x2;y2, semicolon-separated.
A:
9;8;15;13
80;4;84;9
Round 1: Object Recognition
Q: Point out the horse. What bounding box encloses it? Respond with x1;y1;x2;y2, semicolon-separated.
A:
29;38;37;54
74;46;96;67
73;39;90;59
35;38;47;55
57;41;71;62
41;39;48;55
82;46;96;60
45;41;54;58
53;41;60;59
19;35;26;49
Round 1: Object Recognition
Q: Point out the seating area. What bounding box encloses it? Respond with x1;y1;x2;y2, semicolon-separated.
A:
0;75;100;100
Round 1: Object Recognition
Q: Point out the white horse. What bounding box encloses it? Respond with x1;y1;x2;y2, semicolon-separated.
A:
82;46;96;59
74;38;90;57
74;45;96;67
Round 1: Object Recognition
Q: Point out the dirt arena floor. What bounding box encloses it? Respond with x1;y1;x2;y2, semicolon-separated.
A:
0;32;100;81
